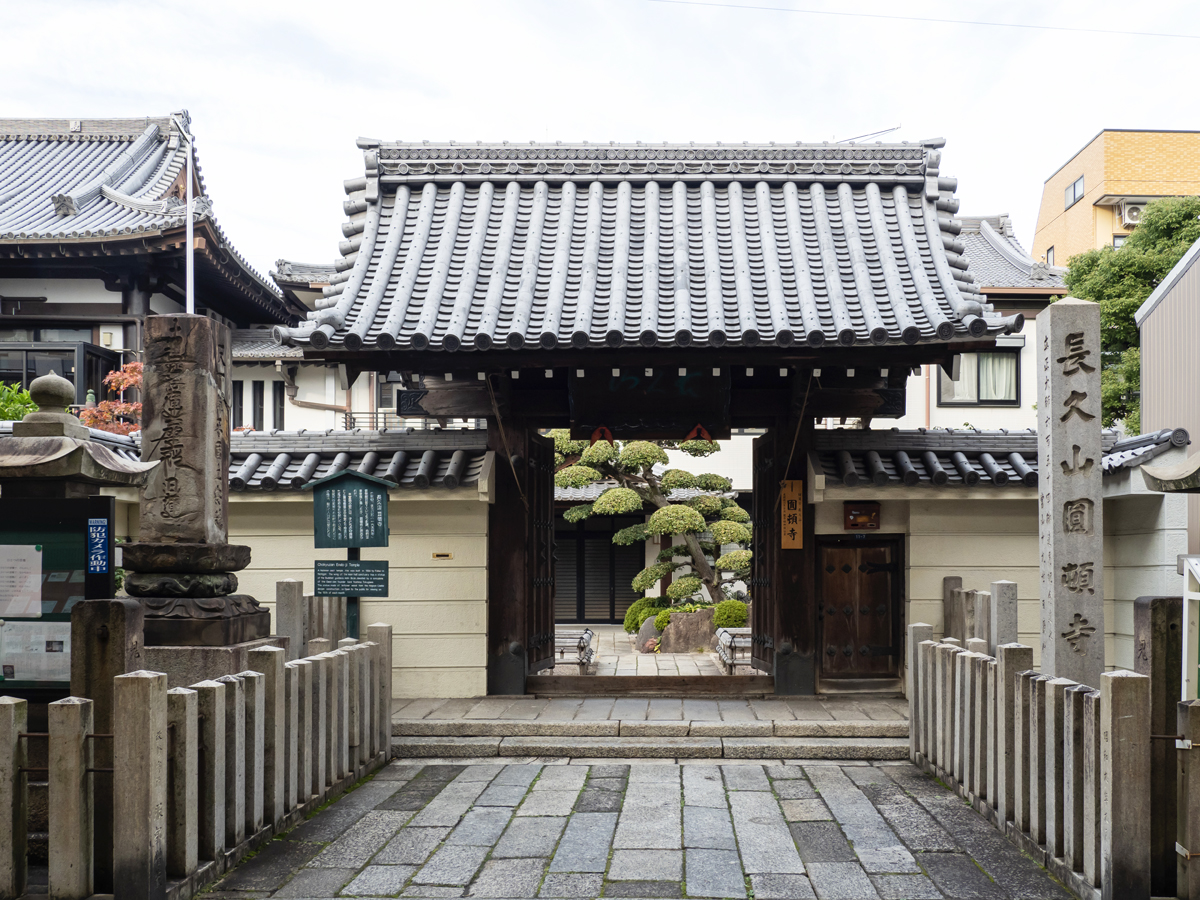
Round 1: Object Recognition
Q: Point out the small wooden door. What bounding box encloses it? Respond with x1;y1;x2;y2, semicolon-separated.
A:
817;540;900;678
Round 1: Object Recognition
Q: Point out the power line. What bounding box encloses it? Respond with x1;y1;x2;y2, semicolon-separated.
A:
646;0;1200;41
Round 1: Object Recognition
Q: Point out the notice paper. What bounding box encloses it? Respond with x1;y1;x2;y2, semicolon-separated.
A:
0;620;71;682
0;545;42;617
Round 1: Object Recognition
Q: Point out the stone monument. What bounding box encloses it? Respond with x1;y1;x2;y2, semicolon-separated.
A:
1037;297;1103;688
124;315;269;646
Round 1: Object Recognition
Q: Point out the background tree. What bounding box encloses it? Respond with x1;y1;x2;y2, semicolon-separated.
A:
1064;196;1200;433
0;383;37;421
551;430;751;612
78;361;143;435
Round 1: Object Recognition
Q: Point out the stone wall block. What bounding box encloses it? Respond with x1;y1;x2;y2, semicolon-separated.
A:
112;670;168;900
990;581;1019;656
48;697;93;900
191;681;225;861
283;662;300;814
275;580;307;662
1100;671;1150;900
997;644;1033;824
1044;677;1075;861
215;675;245;848
248;647;286;825
165;688;197;879
1064;684;1089;873
237;671;265;837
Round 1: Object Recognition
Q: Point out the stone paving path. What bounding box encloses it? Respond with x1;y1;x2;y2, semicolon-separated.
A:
393;696;909;725
213;760;1074;900
574;626;728;677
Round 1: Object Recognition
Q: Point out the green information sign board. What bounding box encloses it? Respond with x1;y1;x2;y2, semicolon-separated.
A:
306;470;391;549
315;560;389;597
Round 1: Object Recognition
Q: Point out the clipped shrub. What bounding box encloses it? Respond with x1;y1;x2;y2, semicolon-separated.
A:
719;505;751;524
646;504;706;536
679;439;721;457
593;487;644;515
660;469;697;490
713;599;749;629
632;562;675;592
637;606;664;630
715;549;752;572
687;495;724;518
623;595;667;633
696;473;732;491
666;575;702;601
563;503;593;523
710;520;751;545
657;543;688;562
654;609;673;632
550;428;589;458
554;465;601;488
618;440;669;471
580;439;617;466
613;523;649;546
721;497;739;508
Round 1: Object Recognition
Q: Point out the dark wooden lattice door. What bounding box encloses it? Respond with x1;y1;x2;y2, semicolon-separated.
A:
817;541;899;677
527;432;556;673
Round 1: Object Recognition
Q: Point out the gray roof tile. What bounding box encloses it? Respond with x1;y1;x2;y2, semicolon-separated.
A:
957;215;1067;290
274;140;1024;353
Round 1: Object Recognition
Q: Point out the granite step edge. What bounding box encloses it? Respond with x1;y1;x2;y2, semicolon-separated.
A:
391;718;908;738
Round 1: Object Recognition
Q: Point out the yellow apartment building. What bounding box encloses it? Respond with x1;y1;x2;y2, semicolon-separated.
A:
1032;129;1200;266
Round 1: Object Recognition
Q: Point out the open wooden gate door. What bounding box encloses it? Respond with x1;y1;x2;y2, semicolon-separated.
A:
750;427;817;694
487;423;556;694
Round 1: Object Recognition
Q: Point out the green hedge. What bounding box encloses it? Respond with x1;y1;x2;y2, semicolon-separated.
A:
713;599;749;629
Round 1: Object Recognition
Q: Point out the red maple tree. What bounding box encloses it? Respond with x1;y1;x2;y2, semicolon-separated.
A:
78;362;143;435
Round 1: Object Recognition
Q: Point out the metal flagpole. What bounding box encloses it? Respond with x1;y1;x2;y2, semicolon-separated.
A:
172;113;195;315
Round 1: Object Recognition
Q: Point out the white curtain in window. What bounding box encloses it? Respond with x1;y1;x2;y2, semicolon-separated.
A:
979;353;1017;401
940;353;978;402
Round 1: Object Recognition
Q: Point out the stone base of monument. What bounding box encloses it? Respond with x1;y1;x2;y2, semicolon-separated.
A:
139;594;271;646
144;636;289;689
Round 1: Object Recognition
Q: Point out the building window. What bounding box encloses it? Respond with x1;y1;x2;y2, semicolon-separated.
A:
252;380;265;431
1045;246;1055;267
1113;234;1127;249
1064;175;1085;210
0;326;91;342
231;380;243;428
273;381;285;430
378;380;394;409
938;351;1020;406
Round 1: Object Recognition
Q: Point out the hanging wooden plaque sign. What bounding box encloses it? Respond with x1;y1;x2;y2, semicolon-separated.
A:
780;480;803;549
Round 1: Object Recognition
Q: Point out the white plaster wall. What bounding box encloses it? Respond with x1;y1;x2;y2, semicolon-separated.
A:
230;365;339;432
149;294;184;315
0;277;112;303
227;494;489;699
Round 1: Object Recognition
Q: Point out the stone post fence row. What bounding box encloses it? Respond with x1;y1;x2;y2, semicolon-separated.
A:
0;624;394;900
906;621;1167;900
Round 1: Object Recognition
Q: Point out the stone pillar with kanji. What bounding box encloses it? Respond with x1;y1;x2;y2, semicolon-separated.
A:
1037;297;1103;687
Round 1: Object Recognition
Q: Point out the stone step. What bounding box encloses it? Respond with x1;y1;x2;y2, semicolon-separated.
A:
391;718;908;739
391;734;910;760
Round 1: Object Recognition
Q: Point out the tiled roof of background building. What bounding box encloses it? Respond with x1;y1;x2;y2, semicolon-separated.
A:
274;139;1025;353
958;215;1067;290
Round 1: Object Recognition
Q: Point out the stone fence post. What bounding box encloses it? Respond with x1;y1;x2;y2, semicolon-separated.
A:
238;670;265;838
113;670;168;900
216;674;245;849
192;680;225;862
990;581;1018;655
1178;700;1200;899
283;661;301;814
248;647;286;825
0;696;26;900
276;580;307;661
368;623;393;758
166;687;198;878
906;624;933;762
49;697;93;900
996;644;1032;826
1100;671;1150;900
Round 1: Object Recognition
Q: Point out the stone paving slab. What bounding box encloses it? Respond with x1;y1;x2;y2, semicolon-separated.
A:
216;758;1074;900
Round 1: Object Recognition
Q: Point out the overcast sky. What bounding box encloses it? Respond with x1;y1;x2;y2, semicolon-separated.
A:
4;0;1197;280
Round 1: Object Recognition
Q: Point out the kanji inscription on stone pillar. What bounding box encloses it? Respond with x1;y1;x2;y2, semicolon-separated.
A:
1037;297;1103;687
139;315;231;545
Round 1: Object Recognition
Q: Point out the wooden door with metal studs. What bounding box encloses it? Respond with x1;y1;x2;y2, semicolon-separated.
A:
817;538;901;680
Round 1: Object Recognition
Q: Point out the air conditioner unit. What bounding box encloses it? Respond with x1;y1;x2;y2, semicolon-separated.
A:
1121;202;1146;228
